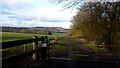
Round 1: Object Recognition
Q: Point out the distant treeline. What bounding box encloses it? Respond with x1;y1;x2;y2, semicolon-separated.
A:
2;26;48;34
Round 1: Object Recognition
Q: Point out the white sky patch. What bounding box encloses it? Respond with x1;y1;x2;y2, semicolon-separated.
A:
2;0;31;5
35;7;77;22
17;20;38;27
35;21;72;29
1;16;16;26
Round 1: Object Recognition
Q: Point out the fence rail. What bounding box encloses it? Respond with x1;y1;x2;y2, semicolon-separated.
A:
1;37;42;49
2;47;42;65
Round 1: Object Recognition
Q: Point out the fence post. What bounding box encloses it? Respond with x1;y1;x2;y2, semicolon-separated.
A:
41;36;49;60
23;44;26;52
32;36;38;61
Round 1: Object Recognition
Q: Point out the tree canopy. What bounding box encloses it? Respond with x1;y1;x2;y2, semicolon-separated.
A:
71;2;120;54
52;0;120;56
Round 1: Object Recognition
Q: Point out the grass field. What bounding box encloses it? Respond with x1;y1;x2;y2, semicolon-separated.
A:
1;32;66;57
1;32;66;42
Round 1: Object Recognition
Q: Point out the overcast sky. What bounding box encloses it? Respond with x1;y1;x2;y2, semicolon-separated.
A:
1;0;77;29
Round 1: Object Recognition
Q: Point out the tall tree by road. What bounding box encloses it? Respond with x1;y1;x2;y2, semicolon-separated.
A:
52;0;120;57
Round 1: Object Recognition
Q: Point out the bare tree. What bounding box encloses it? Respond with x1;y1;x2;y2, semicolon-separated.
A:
71;2;120;57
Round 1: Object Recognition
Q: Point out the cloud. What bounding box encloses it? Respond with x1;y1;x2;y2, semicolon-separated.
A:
35;8;77;22
2;9;15;15
40;17;68;22
1;15;18;26
2;0;30;5
2;0;35;16
8;15;36;21
37;21;72;28
39;13;70;22
1;0;77;28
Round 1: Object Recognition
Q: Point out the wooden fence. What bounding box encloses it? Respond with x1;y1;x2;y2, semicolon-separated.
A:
1;36;53;65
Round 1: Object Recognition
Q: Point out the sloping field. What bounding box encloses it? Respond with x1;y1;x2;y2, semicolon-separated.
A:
1;32;66;42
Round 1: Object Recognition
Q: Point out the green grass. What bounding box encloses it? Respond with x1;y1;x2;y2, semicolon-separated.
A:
1;32;66;42
84;43;98;51
54;44;67;50
52;33;66;36
57;41;66;44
